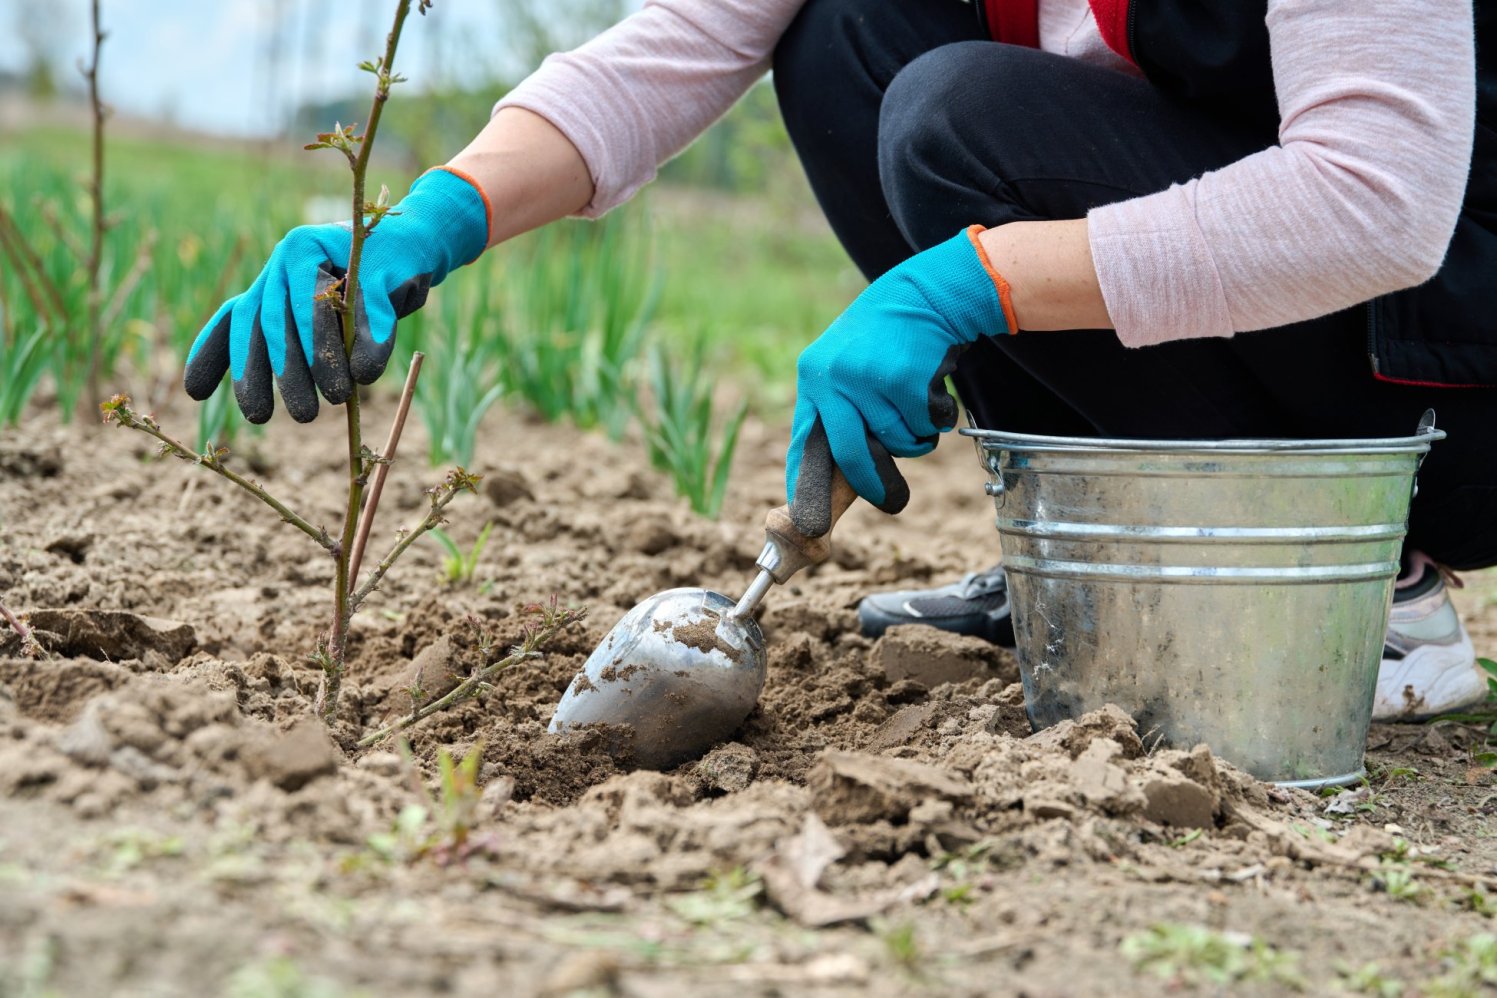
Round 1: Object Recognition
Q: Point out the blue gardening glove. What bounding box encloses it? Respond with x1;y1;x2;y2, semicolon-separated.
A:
184;166;490;424
785;226;1015;536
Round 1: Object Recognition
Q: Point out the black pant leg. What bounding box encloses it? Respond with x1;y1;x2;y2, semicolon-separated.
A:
774;1;1101;437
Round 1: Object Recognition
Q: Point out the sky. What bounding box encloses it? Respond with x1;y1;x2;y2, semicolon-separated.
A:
0;0;527;137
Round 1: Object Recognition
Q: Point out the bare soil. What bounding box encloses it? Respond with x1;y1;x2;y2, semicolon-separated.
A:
1;397;1495;997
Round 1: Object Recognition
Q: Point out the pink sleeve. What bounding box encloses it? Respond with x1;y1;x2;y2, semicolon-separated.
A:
1088;0;1475;347
494;0;805;218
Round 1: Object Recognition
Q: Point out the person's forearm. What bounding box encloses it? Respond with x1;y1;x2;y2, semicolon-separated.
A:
447;107;595;248
977;219;1112;331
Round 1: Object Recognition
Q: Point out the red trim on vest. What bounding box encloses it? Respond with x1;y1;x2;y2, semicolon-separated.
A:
1088;0;1136;65
983;0;1040;49
1372;371;1494;389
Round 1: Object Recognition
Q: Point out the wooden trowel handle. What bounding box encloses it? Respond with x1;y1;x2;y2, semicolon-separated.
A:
762;468;858;573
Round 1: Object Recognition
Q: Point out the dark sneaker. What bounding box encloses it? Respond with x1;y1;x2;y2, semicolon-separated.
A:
857;565;1015;647
1374;562;1483;721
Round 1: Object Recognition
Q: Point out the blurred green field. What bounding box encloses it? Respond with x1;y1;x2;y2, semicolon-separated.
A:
0;115;857;432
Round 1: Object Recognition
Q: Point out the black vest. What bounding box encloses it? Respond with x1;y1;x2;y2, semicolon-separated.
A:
1052;2;1497;387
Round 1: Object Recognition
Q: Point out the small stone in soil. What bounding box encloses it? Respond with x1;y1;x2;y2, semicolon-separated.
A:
242;719;340;791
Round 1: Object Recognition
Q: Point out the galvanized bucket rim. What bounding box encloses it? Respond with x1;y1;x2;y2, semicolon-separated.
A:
960;425;1445;456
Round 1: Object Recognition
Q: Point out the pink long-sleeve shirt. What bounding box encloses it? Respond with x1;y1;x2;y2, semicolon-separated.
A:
497;0;1475;348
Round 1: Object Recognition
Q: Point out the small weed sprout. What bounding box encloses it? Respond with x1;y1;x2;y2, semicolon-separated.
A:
1461;888;1497;918
431;521;493;585
877;920;923;974
931;840;1005;904
1371;862;1424;903
1121;923;1304;989
667;867;764;925
1337;961;1404;997
1425;933;1497;997
362;744;493;867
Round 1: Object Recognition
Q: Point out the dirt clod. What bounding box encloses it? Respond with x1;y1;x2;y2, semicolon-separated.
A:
694;741;759;793
870;624;1013;687
405;634;463;701
482;467;534;508
1140;771;1217;828
242;718;341;791
27;609;196;663
808;750;972;825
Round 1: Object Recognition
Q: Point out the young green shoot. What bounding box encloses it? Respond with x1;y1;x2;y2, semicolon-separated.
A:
638;339;749;518
1121;923;1304;989
431;521;493;585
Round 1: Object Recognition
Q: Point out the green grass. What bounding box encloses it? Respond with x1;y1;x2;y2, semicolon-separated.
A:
639;339;749;518
1122;923;1304;989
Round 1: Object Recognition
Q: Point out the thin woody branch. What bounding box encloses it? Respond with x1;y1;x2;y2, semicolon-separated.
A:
101;395;334;551
350;466;481;613
357;600;587;747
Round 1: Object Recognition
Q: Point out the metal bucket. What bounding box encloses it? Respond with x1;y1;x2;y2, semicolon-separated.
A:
962;414;1443;789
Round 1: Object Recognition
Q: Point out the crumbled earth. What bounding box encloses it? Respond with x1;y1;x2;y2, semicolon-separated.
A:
1;398;1495;996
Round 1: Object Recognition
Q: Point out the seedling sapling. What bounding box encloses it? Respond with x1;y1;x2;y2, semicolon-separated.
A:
102;0;587;728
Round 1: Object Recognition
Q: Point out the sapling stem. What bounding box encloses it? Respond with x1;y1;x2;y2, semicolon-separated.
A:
321;0;421;720
349;352;425;588
107;1;469;734
101;396;334;550
357;600;587;747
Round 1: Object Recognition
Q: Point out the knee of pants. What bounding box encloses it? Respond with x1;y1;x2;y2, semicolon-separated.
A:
879;42;1035;250
773;0;893;139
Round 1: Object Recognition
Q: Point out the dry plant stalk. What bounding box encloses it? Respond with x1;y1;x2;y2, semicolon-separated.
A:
81;0;109;416
0;0;155;415
349;352;425;586
359;599;589;747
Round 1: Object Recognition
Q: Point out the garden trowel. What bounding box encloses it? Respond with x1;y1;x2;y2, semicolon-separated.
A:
549;469;858;769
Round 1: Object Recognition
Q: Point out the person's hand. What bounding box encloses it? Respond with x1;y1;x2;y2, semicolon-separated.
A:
785;226;1015;535
183;166;490;424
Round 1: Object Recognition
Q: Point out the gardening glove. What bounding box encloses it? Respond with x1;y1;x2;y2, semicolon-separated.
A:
785;225;1016;536
183;166;490;424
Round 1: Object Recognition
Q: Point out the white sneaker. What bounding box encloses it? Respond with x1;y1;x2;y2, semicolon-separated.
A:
1374;563;1485;721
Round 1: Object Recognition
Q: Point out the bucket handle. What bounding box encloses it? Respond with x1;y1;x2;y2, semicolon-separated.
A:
1411;408;1439;499
966;410;1007;506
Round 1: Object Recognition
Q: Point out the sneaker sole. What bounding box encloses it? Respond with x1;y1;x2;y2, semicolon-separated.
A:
857;600;1015;647
1372;633;1486;722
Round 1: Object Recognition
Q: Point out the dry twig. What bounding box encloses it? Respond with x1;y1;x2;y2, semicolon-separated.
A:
348;352;425;587
358;599;587;746
102;395;333;550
